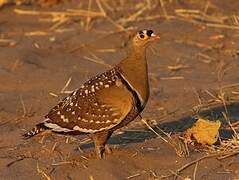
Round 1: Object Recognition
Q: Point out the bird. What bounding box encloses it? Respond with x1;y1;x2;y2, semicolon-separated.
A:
24;29;160;159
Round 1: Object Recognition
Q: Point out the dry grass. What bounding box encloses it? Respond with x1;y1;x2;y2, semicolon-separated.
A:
8;0;239;39
36;162;51;180
14;8;104;17
160;76;185;80
208;135;239;155
192;85;239;151
142;118;189;157
173;82;239;179
126;173;141;179
175;8;239;30
83;50;112;68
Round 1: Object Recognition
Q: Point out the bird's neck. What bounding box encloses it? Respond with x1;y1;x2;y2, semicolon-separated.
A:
118;46;149;109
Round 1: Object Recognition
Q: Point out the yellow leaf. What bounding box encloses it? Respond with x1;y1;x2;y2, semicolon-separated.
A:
184;118;221;145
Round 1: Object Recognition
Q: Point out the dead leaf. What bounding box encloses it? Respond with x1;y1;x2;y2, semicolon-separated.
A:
184;118;221;145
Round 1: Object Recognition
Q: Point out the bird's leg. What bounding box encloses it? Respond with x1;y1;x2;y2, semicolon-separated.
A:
105;144;112;154
92;131;112;159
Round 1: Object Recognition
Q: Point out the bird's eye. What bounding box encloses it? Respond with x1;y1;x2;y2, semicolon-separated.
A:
140;34;145;39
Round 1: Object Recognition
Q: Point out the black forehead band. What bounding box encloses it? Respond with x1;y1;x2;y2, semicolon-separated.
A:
146;30;153;37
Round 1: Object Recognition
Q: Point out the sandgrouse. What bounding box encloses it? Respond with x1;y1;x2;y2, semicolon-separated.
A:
24;29;160;159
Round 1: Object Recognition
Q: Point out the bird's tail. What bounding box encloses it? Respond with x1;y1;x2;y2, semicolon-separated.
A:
23;123;48;139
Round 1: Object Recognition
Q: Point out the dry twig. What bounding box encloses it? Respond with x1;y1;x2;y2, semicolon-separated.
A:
174;154;219;178
126;173;141;179
60;77;73;94
96;0;126;31
160;76;185;80
14;8;104;17
37;162;51;180
19;95;26;117
142;118;189;157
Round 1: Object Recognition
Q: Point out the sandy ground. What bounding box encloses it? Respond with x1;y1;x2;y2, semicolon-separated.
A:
0;0;239;179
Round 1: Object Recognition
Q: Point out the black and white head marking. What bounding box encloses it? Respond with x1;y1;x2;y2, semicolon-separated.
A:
138;29;156;39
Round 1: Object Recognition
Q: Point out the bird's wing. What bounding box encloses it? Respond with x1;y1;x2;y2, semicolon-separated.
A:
43;68;135;133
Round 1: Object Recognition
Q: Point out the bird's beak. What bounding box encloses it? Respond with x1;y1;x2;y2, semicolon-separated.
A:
151;33;160;41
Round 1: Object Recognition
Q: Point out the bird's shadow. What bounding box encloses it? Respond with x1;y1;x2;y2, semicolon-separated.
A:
80;102;239;150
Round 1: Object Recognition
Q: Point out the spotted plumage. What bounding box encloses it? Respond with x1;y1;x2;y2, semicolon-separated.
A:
24;29;160;159
41;67;135;134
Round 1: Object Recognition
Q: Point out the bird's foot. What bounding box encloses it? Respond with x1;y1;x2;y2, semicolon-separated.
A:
105;144;112;154
95;145;112;159
95;145;105;159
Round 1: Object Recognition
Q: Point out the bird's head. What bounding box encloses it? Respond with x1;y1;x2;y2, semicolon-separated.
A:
132;29;160;48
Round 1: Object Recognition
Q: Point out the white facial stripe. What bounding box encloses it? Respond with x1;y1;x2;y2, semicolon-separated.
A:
142;30;147;35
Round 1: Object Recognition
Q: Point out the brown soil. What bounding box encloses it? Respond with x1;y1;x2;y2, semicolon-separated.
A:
0;1;239;179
